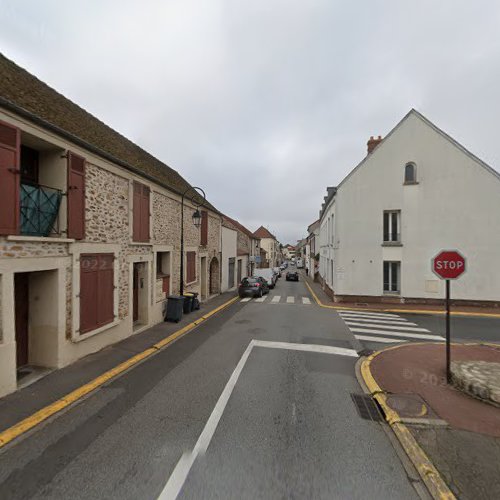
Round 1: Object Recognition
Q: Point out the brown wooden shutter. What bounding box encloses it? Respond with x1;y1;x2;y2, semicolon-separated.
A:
133;182;141;241
97;254;114;326
186;251;196;282
80;253;114;334
133;182;150;242
0;121;20;235
67;152;85;239
200;211;208;246
80;254;99;334
141;185;150;242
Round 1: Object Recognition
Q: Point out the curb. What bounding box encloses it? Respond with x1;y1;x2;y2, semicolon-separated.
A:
360;345;456;500
303;278;500;319
0;295;240;450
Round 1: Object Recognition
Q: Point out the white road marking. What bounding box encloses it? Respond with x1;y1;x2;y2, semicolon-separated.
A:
354;334;406;344
286;296;295;303
302;297;311;304
254;296;266;303
252;339;358;357
240;297;251;302
349;327;444;341
339;310;401;318
158;338;357;499
339;314;412;324
344;322;429;332
158;341;254;500
271;295;281;303
339;312;407;321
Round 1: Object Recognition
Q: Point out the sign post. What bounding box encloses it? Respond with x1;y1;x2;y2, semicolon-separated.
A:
431;250;466;384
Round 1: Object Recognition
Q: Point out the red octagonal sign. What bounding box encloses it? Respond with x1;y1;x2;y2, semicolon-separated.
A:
432;250;466;280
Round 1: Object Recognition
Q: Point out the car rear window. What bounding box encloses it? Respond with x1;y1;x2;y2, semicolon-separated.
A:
242;278;258;285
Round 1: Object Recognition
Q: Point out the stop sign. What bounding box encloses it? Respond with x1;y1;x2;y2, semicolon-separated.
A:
432;250;466;280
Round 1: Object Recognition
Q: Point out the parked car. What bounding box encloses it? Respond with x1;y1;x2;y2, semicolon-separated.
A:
238;276;269;298
255;268;277;289
280;263;287;271
286;271;299;281
273;266;282;278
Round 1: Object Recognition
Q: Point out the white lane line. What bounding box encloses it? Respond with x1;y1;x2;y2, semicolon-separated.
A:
271;295;281;303
339;313;406;321
240;297;251;302
158;338;357;499
340;316;417;326
254;296;266;303
339;309;400;318
339;314;409;323
344;322;429;332
302;297;311;305
349;327;444;341
354;335;407;344
158;341;254;500
286;296;295;304
252;339;359;357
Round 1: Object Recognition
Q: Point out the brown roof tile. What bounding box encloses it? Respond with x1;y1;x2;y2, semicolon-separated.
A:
0;53;216;211
252;226;275;239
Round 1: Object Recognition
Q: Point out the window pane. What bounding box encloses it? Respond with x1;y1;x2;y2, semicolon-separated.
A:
383;262;389;291
391;262;399;291
383;212;389;241
405;164;415;182
391;212;398;241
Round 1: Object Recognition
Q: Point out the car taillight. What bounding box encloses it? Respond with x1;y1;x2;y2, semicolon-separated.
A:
255;282;260;287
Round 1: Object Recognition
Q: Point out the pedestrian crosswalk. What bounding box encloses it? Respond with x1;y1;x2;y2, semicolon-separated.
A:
338;309;444;345
240;295;312;305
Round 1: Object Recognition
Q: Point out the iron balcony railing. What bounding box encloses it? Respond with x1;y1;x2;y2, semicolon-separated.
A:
20;183;62;237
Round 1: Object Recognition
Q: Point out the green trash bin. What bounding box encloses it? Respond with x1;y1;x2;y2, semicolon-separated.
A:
182;293;194;314
165;295;185;323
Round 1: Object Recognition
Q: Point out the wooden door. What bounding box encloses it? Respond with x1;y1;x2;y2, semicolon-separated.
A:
14;273;29;367
133;264;139;322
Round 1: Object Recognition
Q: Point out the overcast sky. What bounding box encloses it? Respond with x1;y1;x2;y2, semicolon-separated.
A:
1;1;500;244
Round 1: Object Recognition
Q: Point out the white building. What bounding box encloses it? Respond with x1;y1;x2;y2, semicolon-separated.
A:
221;222;237;292
253;226;280;268
319;109;500;306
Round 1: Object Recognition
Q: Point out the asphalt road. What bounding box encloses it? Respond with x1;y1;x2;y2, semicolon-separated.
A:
0;275;420;499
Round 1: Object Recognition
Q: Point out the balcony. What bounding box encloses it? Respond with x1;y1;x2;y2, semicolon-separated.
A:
20;183;62;237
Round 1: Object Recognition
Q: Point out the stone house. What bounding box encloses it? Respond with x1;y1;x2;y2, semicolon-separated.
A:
0;54;222;398
253;226;280;268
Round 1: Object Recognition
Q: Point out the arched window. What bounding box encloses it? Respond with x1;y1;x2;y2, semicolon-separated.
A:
404;162;416;183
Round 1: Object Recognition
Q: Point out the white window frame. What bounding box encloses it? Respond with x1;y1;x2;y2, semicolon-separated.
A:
383;210;401;243
383;261;400;294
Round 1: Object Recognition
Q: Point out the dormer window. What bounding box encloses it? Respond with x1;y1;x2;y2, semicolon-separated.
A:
404;162;417;184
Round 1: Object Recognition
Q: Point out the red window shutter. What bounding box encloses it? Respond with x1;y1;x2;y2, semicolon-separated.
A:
80;253;114;334
97;254;114;326
200;211;208;246
141;185;150;242
186;251;196;282
133;182;141;241
80;255;99;334
0;121;20;235
133;182;149;242
162;275;170;295
67;152;85;239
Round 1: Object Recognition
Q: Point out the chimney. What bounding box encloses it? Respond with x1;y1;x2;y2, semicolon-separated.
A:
367;135;383;154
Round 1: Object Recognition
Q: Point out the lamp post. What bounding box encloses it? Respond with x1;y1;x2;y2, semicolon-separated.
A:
180;186;206;296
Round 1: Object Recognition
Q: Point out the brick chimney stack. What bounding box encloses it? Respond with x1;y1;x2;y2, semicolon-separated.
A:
367;135;383;154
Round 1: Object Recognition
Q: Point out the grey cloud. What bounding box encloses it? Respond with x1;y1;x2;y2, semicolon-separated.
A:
1;0;500;243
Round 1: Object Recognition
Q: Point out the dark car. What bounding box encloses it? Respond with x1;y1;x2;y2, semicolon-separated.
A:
286;271;299;281
238;276;269;297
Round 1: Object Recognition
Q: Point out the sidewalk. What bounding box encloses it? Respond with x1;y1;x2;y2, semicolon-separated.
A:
362;342;500;499
0;292;237;438
302;272;500;317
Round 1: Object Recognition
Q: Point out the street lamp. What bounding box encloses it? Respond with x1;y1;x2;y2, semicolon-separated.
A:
180;186;206;296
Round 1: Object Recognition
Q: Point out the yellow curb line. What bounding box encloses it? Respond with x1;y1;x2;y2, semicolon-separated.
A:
0;295;240;449
360;344;456;500
304;280;500;318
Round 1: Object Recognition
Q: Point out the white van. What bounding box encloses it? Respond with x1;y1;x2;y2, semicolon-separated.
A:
254;268;277;289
